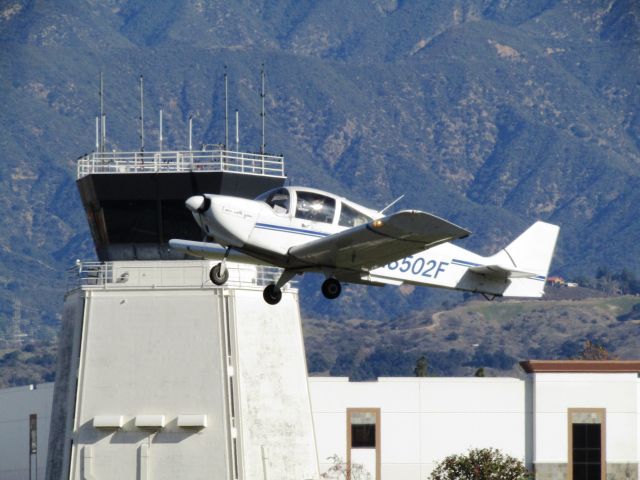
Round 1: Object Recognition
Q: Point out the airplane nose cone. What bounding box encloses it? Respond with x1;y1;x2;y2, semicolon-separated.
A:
185;195;210;213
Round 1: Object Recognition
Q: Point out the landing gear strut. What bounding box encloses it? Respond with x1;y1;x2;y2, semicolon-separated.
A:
209;248;231;285
321;278;342;299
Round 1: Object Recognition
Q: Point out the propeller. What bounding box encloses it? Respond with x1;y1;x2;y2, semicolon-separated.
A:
185;195;213;241
197;195;211;214
198;196;211;241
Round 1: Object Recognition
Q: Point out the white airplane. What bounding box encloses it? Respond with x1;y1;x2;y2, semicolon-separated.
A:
169;186;559;305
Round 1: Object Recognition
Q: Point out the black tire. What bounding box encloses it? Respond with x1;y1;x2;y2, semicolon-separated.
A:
321;278;342;299
210;263;229;285
263;284;282;305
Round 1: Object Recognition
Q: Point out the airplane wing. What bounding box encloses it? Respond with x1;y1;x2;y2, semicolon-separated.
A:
288;210;470;271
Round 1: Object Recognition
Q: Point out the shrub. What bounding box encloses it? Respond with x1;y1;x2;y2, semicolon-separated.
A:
320;454;370;480
430;448;532;480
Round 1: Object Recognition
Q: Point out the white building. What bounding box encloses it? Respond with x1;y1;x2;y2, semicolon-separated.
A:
0;383;53;480
310;361;640;479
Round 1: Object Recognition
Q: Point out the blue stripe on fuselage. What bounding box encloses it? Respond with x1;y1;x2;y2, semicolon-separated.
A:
451;258;481;268
255;222;328;238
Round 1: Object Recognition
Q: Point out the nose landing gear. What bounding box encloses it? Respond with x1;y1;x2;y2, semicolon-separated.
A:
209;263;229;285
209;248;231;286
321;278;341;299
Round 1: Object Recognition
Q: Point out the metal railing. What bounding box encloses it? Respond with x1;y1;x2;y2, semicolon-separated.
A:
77;149;285;179
66;261;294;291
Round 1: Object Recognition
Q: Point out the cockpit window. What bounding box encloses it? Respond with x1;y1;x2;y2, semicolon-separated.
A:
295;191;336;224
339;203;372;227
261;188;290;214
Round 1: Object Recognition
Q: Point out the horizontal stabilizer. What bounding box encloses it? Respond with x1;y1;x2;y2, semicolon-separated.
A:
469;264;544;280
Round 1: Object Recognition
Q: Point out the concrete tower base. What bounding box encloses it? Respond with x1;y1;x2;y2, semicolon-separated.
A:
46;261;318;480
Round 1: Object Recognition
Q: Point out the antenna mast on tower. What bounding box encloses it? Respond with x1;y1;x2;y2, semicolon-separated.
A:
95;117;99;152
260;64;266;154
139;75;145;152
235;109;240;152
159;109;163;152
224;66;229;150
99;72;106;152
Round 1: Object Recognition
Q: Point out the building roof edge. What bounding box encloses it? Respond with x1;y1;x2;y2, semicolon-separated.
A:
520;360;640;374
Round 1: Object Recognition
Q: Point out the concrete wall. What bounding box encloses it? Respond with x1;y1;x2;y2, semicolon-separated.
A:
46;291;85;480
231;289;319;480
309;376;527;479
0;383;54;480
45;260;318;480
68;288;232;479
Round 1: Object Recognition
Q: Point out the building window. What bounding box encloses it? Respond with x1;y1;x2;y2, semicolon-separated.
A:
347;408;380;480
568;408;605;480
350;412;376;448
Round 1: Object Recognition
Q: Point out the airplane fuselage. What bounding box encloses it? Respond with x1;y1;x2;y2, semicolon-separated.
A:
174;185;559;304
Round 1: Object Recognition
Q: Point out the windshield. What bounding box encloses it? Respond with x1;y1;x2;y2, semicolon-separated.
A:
295;191;336;224
258;188;290;214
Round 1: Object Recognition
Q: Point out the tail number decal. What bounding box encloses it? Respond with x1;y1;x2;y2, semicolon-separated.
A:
387;257;449;279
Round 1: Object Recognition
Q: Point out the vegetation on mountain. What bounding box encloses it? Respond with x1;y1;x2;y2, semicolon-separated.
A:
414;355;428;377
305;293;640;380
0;342;56;388
576;268;640;296
573;340;616;361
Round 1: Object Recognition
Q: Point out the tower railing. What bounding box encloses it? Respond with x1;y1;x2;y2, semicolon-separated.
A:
66;261;294;291
77;148;285;179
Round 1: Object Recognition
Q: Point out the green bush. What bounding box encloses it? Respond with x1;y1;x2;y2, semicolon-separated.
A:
430;448;532;480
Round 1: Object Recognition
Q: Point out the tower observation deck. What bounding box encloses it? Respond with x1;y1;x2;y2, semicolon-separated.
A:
77;147;286;261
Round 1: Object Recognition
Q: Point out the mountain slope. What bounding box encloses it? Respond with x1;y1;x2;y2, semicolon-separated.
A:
0;0;639;334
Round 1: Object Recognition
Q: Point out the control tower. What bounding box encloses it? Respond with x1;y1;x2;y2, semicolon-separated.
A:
46;146;320;479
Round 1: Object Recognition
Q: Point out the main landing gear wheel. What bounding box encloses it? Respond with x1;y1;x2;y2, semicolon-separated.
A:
321;278;342;299
210;263;229;285
263;284;282;305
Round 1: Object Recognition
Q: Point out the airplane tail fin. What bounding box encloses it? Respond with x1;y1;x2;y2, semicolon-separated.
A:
492;221;560;276
483;221;560;297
